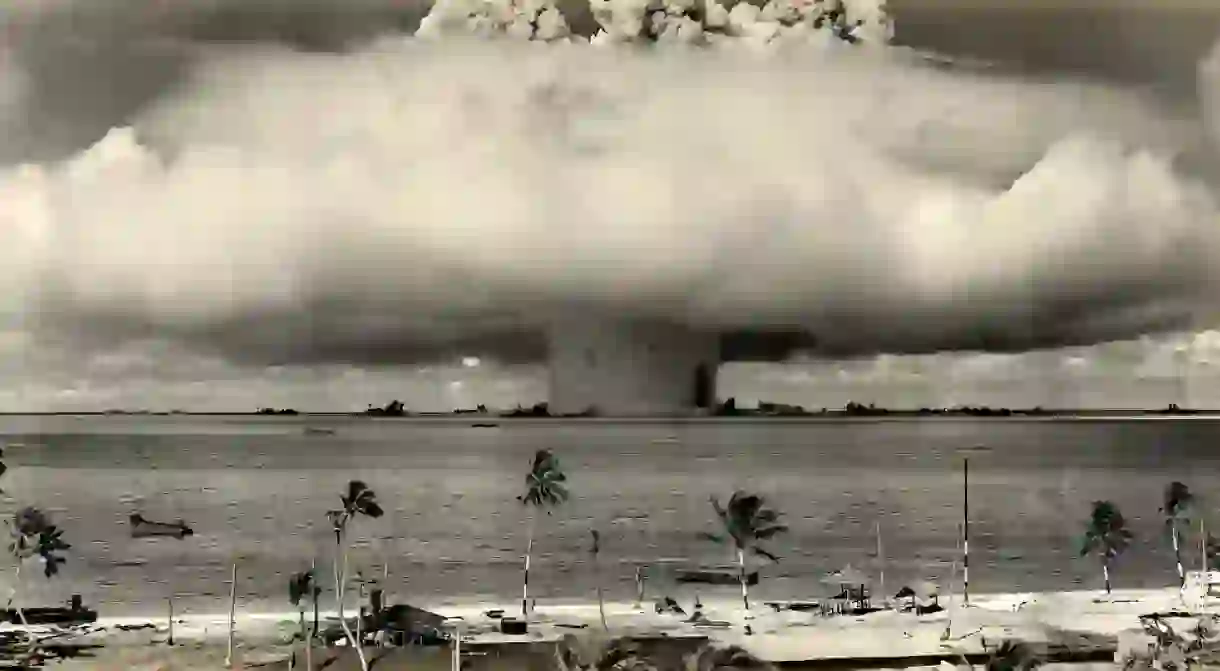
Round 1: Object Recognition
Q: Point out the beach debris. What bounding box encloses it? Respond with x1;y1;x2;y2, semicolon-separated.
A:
129;513;194;539
484;609;505;619
500;617;528;635
656;597;685;616
675;568;759;586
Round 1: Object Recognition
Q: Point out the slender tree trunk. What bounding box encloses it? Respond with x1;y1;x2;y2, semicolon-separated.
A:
168;597;174;646
593;552;607;631
522;513;535;619
876;520;885;605
1173;524;1185;589
310;558;319;653
334;539;369;671
356;580;364;651
1103;559;1112;595
8;564;28;627
226;563;237;668
737;547;749;611
296;609;307;671
305;606;313;671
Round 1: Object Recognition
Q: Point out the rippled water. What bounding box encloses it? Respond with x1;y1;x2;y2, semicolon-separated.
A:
0;415;1214;617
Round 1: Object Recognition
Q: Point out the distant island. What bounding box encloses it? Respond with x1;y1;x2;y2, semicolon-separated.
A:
8;401;1210;418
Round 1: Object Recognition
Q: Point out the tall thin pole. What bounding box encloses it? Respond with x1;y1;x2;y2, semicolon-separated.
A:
1203;517;1210;583
963;456;970;605
225;562;237;668
875;520;885;604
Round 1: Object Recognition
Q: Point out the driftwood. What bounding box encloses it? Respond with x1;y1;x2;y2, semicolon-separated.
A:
129;514;194;539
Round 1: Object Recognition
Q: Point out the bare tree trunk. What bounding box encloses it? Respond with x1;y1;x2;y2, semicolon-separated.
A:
311;558;319;651
736;547;749;611
334;537;369;671
300;607;309;668
226;563;237;668
7;564;28;626
356;580;364;652
168;597;174;646
293;610;307;671
1103;559;1112;595
1173;524;1185;589
522;513;535;619
593;551;607;631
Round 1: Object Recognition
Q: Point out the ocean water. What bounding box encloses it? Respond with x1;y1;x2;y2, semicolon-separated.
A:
0;415;1215;617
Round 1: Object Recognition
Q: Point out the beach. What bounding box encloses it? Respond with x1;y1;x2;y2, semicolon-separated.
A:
14;585;1213;669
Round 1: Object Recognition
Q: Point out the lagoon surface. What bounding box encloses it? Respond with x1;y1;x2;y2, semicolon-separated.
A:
0;414;1217;617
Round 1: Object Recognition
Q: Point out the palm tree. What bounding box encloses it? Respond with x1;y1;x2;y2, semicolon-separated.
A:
325;481;384;671
518;449;569;618
1080;500;1133;595
288;569;317;671
6;507;70;626
700;491;788;611
1161;482;1194;589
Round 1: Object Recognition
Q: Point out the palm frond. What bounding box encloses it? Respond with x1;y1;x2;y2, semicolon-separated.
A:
698;531;727;545
753;523;788;541
1163;482;1194;519
343;480;384;518
523;449;569;510
708;490;787;553
289;570;314;606
751;546;780;563
1081;500;1132;560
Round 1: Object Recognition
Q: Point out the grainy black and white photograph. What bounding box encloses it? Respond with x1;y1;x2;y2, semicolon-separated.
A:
4;0;1220;668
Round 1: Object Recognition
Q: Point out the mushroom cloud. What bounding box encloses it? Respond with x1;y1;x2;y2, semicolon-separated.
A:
3;0;1220;413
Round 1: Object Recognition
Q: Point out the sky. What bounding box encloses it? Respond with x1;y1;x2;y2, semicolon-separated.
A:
4;0;1220;412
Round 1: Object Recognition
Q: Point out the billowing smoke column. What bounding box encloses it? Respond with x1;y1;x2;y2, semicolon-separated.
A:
3;0;1220;415
547;316;721;415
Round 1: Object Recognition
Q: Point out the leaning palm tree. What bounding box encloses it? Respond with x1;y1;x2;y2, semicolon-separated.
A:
518;449;569;618
700;491;788;611
1080;500;1133;595
1162;482;1194;589
7;507;70;626
288;569;316;671
325;481;384;671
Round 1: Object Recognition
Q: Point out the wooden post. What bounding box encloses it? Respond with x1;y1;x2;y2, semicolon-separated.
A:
225;562;237;668
310;558;319;648
962;456;970;605
876;520;885;605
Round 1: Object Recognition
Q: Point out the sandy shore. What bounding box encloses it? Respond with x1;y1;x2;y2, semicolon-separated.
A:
3;585;1210;669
